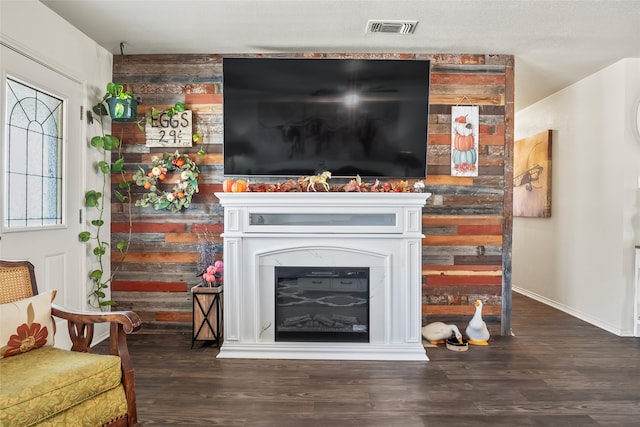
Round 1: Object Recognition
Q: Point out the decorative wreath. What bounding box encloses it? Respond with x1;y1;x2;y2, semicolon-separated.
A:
132;151;200;212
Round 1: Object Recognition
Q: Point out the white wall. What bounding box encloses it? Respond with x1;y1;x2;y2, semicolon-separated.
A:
513;58;640;336
1;0;113;340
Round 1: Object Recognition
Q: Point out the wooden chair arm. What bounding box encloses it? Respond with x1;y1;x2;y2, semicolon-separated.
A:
51;304;141;354
51;304;141;425
51;305;142;334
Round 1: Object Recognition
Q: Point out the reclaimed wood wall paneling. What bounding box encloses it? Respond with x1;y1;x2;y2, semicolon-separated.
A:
111;53;513;332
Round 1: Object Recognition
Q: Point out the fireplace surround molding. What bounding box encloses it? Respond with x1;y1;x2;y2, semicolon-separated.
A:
216;192;431;361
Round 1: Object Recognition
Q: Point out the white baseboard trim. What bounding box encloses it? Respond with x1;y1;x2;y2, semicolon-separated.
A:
513;286;634;337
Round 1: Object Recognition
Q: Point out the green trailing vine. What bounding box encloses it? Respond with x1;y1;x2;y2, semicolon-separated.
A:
104;82;134;101
79;99;132;310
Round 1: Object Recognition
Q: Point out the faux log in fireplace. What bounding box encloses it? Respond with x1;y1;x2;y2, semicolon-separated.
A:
275;267;369;343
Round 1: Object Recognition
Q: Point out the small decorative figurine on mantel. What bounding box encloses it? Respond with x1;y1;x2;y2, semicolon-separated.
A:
299;171;332;192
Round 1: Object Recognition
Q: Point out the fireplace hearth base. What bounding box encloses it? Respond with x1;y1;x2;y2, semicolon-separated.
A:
217;342;430;361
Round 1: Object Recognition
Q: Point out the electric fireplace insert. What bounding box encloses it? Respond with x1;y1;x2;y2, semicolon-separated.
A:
275;266;370;342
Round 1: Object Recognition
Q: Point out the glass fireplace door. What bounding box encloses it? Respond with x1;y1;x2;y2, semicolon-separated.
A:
275;267;369;342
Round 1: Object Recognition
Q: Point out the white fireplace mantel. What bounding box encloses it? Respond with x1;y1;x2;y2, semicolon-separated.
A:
216;192;431;361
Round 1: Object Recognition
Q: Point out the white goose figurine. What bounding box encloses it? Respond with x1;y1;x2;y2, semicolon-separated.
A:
421;322;463;345
466;299;490;345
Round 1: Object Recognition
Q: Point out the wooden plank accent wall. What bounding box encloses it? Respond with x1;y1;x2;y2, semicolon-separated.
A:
111;53;513;334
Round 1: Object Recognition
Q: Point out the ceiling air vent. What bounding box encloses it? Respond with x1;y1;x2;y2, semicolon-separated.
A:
366;20;418;35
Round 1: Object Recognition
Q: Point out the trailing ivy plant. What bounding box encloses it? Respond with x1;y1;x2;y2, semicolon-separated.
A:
104;82;134;101
79;100;132;310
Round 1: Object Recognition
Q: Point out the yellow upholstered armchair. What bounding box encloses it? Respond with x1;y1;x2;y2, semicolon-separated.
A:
0;260;142;426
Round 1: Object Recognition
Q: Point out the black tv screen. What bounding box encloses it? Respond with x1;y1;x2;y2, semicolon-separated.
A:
223;57;430;178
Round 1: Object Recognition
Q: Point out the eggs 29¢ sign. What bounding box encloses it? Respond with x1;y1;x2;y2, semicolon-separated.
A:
145;110;192;147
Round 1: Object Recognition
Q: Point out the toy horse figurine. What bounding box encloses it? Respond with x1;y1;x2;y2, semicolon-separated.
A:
300;171;332;192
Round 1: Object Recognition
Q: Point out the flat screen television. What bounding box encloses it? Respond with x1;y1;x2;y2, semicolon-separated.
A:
223;57;430;178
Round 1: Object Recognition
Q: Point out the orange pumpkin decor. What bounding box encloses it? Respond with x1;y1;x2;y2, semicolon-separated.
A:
454;133;475;151
222;179;235;192
231;179;247;192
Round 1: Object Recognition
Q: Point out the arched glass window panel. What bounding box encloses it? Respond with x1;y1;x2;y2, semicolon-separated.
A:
4;77;63;229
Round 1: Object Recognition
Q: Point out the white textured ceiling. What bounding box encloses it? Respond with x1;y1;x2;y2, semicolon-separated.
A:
40;0;640;111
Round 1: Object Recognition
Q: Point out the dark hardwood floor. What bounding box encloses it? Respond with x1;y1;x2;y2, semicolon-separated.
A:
97;293;640;426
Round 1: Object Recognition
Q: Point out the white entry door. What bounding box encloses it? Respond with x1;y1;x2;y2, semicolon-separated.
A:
0;45;85;318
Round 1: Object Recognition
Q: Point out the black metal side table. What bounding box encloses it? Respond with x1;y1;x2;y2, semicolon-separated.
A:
191;284;223;348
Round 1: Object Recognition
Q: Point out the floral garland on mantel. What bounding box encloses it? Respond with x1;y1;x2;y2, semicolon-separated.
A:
133;151;200;212
246;175;424;193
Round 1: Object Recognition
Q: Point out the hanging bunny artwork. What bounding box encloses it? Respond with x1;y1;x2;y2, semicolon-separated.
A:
451;105;479;177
